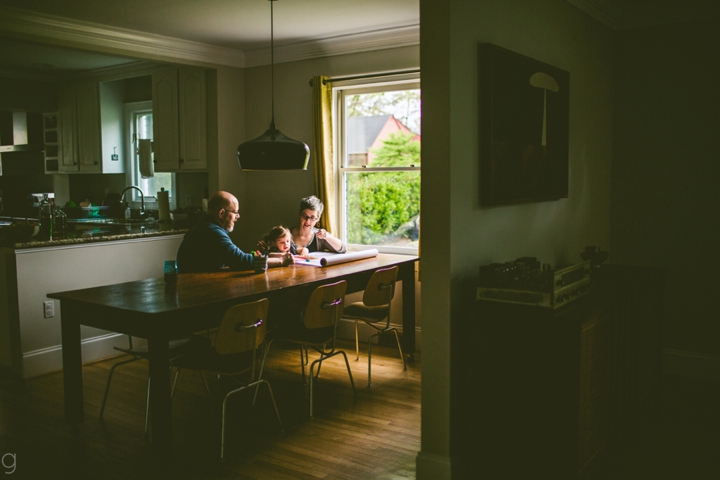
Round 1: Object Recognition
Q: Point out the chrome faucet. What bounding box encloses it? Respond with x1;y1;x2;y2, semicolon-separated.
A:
120;186;146;216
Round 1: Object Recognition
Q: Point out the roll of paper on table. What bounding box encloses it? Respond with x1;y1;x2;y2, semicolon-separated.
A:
158;188;171;222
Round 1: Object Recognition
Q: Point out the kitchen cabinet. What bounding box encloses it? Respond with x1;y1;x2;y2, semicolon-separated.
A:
152;67;207;172
43;113;60;173
56;81;124;174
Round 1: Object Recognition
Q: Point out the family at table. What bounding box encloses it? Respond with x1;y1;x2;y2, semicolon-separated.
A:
176;191;346;273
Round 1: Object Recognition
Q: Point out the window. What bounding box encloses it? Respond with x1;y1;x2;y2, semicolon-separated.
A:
124;101;174;203
335;75;420;253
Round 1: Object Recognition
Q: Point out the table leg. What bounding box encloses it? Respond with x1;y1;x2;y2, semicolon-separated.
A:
61;303;84;423
399;261;416;358
148;336;173;454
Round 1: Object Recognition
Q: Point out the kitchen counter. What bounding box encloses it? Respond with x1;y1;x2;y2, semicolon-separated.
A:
1;229;186;378
10;222;188;249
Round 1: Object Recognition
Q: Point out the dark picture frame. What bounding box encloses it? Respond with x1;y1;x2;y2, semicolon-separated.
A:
479;43;570;206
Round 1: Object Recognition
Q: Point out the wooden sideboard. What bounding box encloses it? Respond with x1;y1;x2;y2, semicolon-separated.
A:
457;264;664;479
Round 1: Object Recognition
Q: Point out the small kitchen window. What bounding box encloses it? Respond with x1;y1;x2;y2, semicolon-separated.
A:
124;101;175;204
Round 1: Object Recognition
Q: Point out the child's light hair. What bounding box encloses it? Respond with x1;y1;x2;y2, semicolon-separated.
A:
263;226;291;247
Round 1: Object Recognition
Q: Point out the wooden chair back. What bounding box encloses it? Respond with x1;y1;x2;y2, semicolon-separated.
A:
214;298;269;355
363;266;398;307
303;281;347;329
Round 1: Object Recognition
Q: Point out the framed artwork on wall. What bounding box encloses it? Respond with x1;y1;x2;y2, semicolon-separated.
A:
478;43;570;206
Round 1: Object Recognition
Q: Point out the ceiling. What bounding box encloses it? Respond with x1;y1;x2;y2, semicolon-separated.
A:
0;0;716;79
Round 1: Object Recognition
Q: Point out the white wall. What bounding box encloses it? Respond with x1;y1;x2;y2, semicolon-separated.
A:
12;235;183;377
419;0;614;477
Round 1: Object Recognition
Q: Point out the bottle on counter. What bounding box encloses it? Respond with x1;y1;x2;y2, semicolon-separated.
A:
54;206;67;239
38;194;54;241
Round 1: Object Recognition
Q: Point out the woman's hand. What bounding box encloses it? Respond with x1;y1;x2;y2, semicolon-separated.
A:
316;228;328;239
297;246;309;256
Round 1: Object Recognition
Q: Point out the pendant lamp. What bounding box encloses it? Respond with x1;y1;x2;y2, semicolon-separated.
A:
237;0;310;170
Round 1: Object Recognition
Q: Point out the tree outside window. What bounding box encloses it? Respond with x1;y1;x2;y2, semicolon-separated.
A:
336;79;420;251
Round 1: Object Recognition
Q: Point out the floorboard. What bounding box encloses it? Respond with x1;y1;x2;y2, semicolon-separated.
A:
0;341;420;480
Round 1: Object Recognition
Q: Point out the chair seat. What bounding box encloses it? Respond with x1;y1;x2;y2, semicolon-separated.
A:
115;337;192;357
269;324;335;346
170;335;253;375
343;302;389;323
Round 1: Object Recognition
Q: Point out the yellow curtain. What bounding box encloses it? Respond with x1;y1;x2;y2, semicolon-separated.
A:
311;75;336;234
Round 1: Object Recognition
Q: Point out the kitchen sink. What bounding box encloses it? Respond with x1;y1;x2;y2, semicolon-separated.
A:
111;218;157;226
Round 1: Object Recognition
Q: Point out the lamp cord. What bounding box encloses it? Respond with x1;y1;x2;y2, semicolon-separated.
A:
270;0;275;129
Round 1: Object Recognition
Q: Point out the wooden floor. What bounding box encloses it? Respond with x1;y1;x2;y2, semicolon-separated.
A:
0;341;420;480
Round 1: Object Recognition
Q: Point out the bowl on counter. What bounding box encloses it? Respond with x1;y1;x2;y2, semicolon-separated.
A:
1;222;40;244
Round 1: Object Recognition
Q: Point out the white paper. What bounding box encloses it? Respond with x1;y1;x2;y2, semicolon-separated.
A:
294;249;379;267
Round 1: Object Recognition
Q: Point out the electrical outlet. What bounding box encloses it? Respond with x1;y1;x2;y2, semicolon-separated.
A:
43;300;55;318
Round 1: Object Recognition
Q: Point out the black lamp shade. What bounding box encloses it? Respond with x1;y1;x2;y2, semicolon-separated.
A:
237;126;310;170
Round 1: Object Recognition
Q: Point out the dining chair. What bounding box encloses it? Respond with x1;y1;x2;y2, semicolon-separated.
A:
99;335;190;434
169;298;282;460
266;280;355;417
342;265;406;386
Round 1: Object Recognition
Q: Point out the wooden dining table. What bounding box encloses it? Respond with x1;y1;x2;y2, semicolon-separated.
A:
49;253;418;453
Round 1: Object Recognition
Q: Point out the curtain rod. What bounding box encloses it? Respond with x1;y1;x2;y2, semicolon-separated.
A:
308;68;420;87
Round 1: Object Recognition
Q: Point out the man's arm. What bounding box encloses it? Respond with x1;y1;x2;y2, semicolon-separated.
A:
212;226;254;270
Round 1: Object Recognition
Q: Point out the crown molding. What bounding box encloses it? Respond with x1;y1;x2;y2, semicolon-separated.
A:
0;5;419;71
0;5;245;68
244;24;420;68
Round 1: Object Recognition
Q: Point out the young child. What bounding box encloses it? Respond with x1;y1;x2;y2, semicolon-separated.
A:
261;226;309;257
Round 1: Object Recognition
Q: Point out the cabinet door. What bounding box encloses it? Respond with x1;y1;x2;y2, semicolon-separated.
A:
76;81;102;173
57;84;78;173
178;68;207;170
152;68;180;172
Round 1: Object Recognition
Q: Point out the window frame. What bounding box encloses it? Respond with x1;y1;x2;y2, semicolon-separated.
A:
333;74;421;255
123;101;176;205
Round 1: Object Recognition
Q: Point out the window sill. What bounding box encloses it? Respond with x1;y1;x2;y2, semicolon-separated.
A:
347;244;418;256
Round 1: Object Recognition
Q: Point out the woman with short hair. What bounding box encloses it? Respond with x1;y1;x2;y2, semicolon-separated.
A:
291;195;346;253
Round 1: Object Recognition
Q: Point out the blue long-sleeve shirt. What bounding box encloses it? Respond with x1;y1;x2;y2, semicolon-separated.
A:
176;216;254;273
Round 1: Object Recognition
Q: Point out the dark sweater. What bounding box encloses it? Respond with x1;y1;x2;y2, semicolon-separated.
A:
176;216;254;273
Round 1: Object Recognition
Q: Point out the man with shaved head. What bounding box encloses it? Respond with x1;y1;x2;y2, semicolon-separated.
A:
177;191;290;273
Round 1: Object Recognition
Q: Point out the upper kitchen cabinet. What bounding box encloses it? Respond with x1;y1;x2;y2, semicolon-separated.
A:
55;81;124;174
152;67;207;172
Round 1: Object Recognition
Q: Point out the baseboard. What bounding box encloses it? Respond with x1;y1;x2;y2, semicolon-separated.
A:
663;348;720;382
21;333;146;379
336;317;421;352
416;451;452;480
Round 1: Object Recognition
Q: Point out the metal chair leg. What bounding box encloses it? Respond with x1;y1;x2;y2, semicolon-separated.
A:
221;379;283;460
392;328;407;370
99;356;142;419
367;331;381;387
299;346;307;385
339;350;356;396
144;376;151;435
355;320;360;360
171;368;180;399
200;371;212;397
